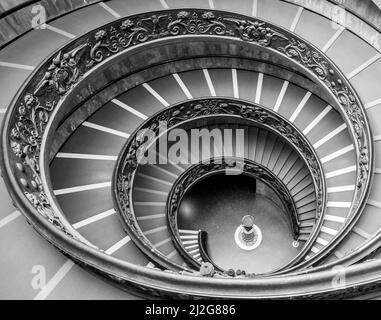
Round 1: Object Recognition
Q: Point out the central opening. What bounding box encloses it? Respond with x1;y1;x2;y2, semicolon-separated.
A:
178;173;301;274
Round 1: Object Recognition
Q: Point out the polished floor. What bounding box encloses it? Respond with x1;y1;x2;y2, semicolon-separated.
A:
178;174;301;274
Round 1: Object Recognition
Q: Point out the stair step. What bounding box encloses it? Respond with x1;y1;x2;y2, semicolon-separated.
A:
299;227;313;235
298;234;310;241
300;220;315;228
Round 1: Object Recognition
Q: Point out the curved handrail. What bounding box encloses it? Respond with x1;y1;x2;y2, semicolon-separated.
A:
0;9;373;298
198;231;226;273
166;156;303;272
113;98;325;272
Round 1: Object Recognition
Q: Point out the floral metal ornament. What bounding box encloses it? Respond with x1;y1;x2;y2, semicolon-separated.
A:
167;157;302;269
114;98;325;271
0;9;373;296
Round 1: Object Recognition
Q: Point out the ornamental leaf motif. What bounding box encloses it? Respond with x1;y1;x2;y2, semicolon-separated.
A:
34;43;88;96
224;18;288;45
278;38;329;82
167;11;230;36
116;99;324;272
4;9;369;259
166;158;301;271
10;93;73;235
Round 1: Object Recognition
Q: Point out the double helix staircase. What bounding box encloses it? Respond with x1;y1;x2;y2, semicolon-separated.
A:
0;0;381;299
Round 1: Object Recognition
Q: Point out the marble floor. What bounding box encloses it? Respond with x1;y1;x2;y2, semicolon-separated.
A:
178;173;302;274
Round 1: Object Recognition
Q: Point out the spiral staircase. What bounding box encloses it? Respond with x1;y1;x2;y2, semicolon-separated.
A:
1;0;381;299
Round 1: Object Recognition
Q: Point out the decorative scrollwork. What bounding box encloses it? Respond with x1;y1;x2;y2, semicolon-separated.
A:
9;94;73;235
34;43;89;97
87;21;151;67
278;38;329;81
166;157;302;270
167;11;229;36
278;37;370;197
1;9;373;297
6;10;368;238
114;98;325;272
224;18;288;45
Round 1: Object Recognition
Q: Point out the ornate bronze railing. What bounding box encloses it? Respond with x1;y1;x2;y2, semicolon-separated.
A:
166;157;302;271
114;98;325;271
197;231;226;273
0;8;374;298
